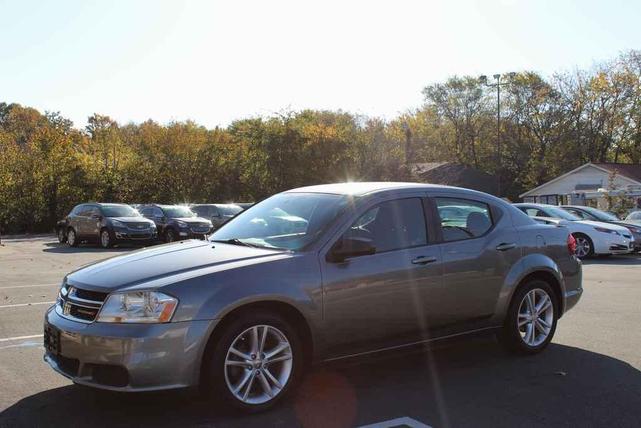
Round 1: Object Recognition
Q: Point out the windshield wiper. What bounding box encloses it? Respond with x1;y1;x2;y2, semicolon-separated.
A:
211;238;262;248
211;238;287;251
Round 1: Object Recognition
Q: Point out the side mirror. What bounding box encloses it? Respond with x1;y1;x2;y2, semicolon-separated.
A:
327;237;376;263
92;214;103;221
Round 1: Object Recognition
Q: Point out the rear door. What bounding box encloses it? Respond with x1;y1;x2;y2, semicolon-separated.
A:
431;194;520;327
75;205;92;237
320;195;443;353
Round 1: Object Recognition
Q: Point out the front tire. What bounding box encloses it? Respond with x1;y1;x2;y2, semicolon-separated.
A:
573;233;594;258
202;311;303;413
165;228;177;243
100;228;113;249
57;228;66;243
501;279;558;354
67;228;78;247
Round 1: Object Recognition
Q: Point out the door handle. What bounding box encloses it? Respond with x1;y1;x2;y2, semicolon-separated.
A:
411;256;438;265
496;242;516;251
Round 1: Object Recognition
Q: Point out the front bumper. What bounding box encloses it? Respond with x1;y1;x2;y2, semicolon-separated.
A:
594;236;634;254
113;228;157;241
178;228;212;239
43;306;217;392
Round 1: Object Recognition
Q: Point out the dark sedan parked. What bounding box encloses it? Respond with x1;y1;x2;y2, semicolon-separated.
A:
561;205;641;252
139;204;213;242
56;203;157;248
45;183;582;413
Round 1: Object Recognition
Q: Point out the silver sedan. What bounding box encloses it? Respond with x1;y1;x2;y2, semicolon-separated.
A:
44;182;582;412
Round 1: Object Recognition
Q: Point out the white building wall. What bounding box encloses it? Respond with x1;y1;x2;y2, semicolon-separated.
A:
524;165;639;197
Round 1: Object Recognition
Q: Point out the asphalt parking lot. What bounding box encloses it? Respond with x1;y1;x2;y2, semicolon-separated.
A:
1;237;640;428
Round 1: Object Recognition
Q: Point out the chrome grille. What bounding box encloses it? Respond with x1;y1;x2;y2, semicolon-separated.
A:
57;283;108;323
124;222;150;229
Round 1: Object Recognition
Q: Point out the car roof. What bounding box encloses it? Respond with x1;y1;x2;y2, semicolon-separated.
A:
284;182;454;196
95;203;131;207
191;203;240;208
513;203;556;207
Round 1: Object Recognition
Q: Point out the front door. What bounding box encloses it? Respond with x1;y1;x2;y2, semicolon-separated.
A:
320;196;442;355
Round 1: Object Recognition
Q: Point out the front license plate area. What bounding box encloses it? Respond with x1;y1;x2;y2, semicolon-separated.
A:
44;324;61;355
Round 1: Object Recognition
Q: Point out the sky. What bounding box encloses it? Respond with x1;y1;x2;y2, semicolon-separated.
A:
1;0;640;129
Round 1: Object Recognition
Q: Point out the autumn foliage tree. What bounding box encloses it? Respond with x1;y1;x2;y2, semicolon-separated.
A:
1;50;641;233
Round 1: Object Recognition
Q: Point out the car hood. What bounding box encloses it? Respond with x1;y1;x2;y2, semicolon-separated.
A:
110;216;154;224
65;240;289;292
173;217;211;224
614;221;641;230
575;220;630;233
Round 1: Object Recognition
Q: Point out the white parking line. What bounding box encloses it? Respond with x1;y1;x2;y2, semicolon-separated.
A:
0;283;59;290
358;417;432;428
0;334;43;343
0;301;55;309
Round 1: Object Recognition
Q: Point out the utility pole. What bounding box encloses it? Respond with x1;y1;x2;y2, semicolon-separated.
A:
479;72;515;197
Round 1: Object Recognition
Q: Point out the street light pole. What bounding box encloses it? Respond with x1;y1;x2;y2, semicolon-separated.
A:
479;72;515;197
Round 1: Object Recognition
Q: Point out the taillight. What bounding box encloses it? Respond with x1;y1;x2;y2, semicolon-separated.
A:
567;234;577;255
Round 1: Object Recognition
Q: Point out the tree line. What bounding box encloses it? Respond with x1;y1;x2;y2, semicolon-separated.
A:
2;50;641;234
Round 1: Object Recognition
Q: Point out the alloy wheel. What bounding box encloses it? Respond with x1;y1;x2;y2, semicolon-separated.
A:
224;325;293;405
517;288;554;347
575;236;591;257
67;230;76;246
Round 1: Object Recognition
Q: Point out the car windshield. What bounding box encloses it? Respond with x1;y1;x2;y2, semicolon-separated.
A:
582;207;620;221
219;205;242;216
545;206;581;221
211;193;349;251
163;206;196;218
626;211;641;221
101;205;141;218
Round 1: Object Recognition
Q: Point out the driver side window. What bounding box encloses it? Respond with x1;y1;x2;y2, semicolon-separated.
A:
342;198;427;254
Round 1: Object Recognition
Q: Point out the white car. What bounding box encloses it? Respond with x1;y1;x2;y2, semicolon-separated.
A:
514;203;634;258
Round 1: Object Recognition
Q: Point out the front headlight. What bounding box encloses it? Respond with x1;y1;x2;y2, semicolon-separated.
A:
593;226;619;235
96;291;178;323
111;220;126;229
176;220;188;228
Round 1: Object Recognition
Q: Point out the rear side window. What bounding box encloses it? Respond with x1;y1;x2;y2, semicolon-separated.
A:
521;207;546;218
436;198;493;241
343;198;427;253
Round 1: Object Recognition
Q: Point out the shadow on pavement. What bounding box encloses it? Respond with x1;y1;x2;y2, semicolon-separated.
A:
582;254;641;265
2;338;641;427
42;242;146;254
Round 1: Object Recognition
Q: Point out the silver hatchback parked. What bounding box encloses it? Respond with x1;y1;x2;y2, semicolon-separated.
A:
44;182;582;412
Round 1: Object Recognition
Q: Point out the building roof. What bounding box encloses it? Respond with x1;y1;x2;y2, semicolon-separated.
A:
412;162;498;195
592;163;641;183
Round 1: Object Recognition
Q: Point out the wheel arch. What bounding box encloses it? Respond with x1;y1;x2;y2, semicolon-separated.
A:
198;299;314;385
515;270;563;316
499;253;566;321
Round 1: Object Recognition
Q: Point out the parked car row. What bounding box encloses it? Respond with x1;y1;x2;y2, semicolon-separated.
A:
513;203;641;257
56;202;252;248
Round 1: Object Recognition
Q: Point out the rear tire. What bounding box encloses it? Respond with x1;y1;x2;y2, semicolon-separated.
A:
201;311;303;413
67;228;78;247
500;279;558;354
